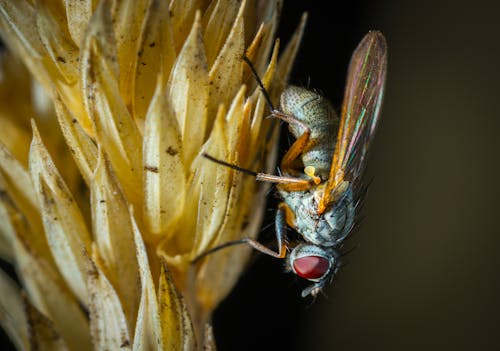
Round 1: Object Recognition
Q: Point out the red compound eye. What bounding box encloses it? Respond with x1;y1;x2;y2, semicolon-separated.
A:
293;256;330;280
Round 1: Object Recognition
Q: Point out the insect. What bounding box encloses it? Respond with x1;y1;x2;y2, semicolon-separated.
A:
197;31;387;297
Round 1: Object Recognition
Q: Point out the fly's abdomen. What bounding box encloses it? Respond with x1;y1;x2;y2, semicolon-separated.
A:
280;86;339;179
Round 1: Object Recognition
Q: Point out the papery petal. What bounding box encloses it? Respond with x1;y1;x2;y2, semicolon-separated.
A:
91;150;140;325
158;260;196;351
29;122;92;304
143;80;186;237
169;0;207;52
132;209;162;351
0;269;29;351
207;0;245;125
54;94;98;187
202;0;241;67
0;0;52;89
113;0;151;107
25;299;69;351
133;0;176;123
81;0;143;208
35;0;79;85
168;11;208;168
64;0;94;46
193;114;231;256
14;235;91;350
88;257;132;351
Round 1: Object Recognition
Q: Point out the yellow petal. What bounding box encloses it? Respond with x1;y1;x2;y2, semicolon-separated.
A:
64;0;93;46
158;259;196;350
81;0;143;208
131;208;163;351
35;0;79;84
29;121;92;304
133;0;176;123
54;94;98;186
143;80;186;237
0;0;52;89
169;0;206;52
0;190;15;261
202;324;216;351
0;140;39;219
91;150;140;325
0;269;29;350
202;0;241;67
87;258;132;351
248;39;279;154
207;0;245;125
168;11;208;168
113;0;151;107
25;299;69;351
14;236;91;351
192;88;248;257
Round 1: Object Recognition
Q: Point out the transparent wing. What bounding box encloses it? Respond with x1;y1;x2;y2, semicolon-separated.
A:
319;31;387;213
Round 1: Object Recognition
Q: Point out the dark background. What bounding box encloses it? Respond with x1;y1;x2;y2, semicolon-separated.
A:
214;1;500;351
3;1;500;350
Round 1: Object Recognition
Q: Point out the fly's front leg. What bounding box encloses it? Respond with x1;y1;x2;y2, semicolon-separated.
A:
202;153;314;191
191;204;291;263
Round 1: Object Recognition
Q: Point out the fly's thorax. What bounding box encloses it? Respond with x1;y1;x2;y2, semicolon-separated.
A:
280;86;339;179
280;183;355;246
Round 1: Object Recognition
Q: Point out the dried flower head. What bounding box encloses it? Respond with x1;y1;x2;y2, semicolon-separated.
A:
0;0;305;349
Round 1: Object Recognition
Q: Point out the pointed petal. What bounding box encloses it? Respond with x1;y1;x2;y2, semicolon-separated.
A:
91;150;140;325
202;0;241;67
0;269;29;351
81;0;143;207
25;299;69;351
54;94;98;187
158;259;196;350
0;140;39;218
29;122;92;304
35;0;79;84
203;324;216;351
133;0;176;122
64;0;94;46
207;0;245;126
0;0;52;89
131;209;163;351
178;106;225;259
14;237;91;351
87;258;132;351
143;80;186;237
169;0;207;52
168;11;208;168
113;0;151;106
192;88;248;257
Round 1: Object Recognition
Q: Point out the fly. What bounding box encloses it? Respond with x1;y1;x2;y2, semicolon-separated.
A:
195;31;387;297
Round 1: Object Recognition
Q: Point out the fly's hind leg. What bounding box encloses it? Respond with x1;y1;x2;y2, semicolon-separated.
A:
271;110;312;175
243;55;316;184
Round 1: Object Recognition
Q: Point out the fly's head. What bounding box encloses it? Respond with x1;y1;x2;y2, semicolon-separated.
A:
287;243;341;297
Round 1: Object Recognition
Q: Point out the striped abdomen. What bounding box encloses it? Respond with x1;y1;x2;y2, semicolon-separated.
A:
280;86;339;179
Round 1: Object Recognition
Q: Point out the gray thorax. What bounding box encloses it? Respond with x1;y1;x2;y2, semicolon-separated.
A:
279;185;355;247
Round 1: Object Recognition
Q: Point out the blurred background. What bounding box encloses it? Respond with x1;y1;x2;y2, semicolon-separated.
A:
214;1;500;350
